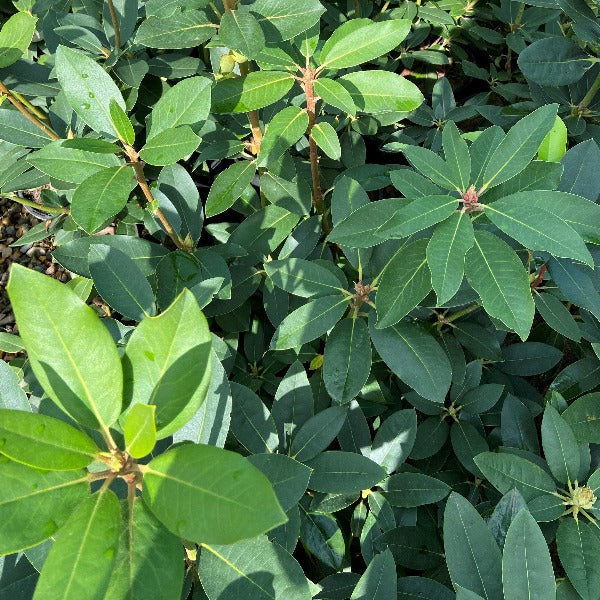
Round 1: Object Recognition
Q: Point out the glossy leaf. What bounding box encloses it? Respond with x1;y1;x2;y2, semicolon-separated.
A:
70;165;137;234
0;12;37;68
7;265;123;430
323;317;372;405
338;71;424;114
258;106;308;167
88;244;156;322
212;71;295;113
271;294;349;350
320;19;411;69
0;463;89;555
485;197;592;265
465;231;534;341
265;257;344;298
312;122;341;160
0;410;98;470
481;104;558;189
219;10;265;59
313;78;356;115
444;492;503;600
139;125;201;166
382;472;451;507
369;316;452;404
32;490;121;600
474;452;556;501
199;536;312;600
557;519;600;600
205;160;257;218
427;211;474;304
350;548;396;600
121;289;212;438
55;45;127;137
124;403;156;459
143;444;287;544
502;508;556;600
375;239;432;328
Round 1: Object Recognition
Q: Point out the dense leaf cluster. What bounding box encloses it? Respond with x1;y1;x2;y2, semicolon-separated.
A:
1;0;600;598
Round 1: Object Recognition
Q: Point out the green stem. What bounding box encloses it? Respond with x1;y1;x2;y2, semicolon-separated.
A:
445;303;481;323
5;193;67;215
0;80;59;140
238;61;263;152
580;71;600;109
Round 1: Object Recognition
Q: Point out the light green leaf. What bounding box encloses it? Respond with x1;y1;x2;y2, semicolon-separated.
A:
270;294;349;350
26;141;121;184
0;462;88;555
0;410;98;470
502;508;556;600
143;444;287;544
199;536;312;600
148;76;212;138
323;317;372;405
258;106;309;167
212;71;295;113
124;404;157;459
103;498;184;600
427;211;474;304
109;98;134;145
474;452;556;501
542;404;580;484
265;257;344;298
313;78;356;115
0;12;37;68
88;244;156;322
312;121;341;160
33;490;121;600
205;159;257;217
0;332;24;353
238;0;325;41
376;239;432;328
338;71;424;114
122;289;212;438
465;231;534;340
320;19;411;69
139;125;201;166
55;45;127;137
219;9;265;59
557;519;600;600
538;116;567;162
444;492;503;600
481;104;559;190
135;10;215;49
7;264;123;430
369;316;452;404
485;198;592;266
0;360;29;411
443;121;471;192
70;165;137;234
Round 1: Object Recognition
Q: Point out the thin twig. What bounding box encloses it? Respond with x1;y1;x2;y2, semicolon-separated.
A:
106;0;121;49
0;80;59;140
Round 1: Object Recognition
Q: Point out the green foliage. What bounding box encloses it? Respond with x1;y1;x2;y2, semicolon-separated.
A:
2;0;600;596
